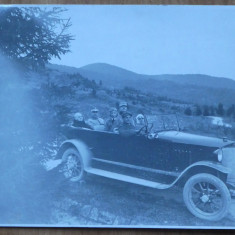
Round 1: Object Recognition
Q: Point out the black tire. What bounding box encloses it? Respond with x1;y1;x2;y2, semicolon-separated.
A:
183;173;231;221
60;148;84;182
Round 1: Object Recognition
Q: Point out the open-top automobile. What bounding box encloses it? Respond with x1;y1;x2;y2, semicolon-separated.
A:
57;115;235;221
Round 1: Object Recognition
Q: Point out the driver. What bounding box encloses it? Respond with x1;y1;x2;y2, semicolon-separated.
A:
118;112;136;136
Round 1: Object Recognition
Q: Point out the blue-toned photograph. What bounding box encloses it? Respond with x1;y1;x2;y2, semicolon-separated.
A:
0;4;235;228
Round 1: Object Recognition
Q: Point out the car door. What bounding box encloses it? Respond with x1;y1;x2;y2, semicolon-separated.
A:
122;135;172;170
106;134;178;183
93;132;174;172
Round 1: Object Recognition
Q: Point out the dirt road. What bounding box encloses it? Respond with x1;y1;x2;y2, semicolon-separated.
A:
49;172;235;228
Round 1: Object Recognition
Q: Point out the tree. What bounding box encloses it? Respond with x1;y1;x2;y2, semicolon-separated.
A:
0;7;73;69
184;107;192;116
217;103;224;116
203;105;210;116
91;79;98;89
194;105;202;116
92;88;97;97
226;104;235;117
209;105;215;116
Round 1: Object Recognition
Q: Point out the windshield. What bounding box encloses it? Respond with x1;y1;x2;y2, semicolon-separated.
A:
147;114;180;132
146;114;235;140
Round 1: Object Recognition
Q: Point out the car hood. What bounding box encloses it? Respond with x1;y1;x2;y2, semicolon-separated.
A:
157;131;234;148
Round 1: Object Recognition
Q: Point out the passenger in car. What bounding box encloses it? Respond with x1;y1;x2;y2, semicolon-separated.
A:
87;108;105;131
135;114;146;130
105;107;122;132
118;101;135;126
118;101;128;116
118;111;136;136
72;112;92;129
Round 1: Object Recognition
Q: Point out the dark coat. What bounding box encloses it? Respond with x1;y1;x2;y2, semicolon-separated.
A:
118;123;136;136
105;117;122;132
72;120;92;129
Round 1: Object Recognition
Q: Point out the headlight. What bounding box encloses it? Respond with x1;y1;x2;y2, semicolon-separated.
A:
214;149;223;162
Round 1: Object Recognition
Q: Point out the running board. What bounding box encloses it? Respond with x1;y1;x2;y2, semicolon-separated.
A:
85;168;170;189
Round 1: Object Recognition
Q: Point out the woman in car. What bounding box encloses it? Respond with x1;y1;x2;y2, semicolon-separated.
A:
72;112;92;129
135;114;146;129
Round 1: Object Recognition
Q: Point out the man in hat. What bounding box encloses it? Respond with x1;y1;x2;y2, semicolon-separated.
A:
118;101;128;116
105;107;122;132
118;101;136;126
118;111;136;136
87;108;105;131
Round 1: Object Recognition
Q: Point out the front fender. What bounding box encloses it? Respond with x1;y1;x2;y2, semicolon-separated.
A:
185;161;232;174
57;139;92;170
173;161;231;186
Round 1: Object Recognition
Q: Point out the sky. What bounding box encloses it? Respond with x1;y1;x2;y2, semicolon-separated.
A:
3;5;235;79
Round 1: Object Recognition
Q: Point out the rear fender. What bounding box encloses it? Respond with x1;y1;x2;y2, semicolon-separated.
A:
57;139;92;170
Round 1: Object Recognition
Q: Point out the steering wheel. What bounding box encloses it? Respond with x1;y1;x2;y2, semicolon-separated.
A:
136;123;154;137
136;125;148;136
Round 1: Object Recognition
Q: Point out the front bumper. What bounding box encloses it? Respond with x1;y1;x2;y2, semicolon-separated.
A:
230;189;235;197
222;147;235;196
227;173;235;187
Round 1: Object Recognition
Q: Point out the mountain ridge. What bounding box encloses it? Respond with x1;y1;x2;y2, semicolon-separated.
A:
48;63;235;106
49;62;235;88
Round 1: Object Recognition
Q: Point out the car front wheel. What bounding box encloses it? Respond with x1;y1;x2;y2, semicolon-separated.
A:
60;148;84;182
183;173;231;221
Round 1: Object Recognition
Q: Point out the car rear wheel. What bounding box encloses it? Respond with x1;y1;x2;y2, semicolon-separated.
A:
60;148;84;182
183;173;231;221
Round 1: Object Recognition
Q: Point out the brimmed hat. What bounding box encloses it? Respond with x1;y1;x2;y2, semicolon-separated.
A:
136;114;144;120
109;107;117;113
119;101;128;107
121;111;132;118
91;108;99;113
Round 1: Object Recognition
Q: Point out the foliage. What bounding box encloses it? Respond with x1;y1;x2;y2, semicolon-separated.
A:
203;105;210;116
124;86;140;94
92;88;97;97
217;103;225;117
227;104;235;117
209;105;215;116
194;105;202;116
0;7;73;69
184;107;192;116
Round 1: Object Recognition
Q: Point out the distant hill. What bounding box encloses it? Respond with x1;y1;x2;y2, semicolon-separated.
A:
48;63;235;106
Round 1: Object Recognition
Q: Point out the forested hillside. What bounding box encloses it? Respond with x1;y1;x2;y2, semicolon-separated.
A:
49;63;235;106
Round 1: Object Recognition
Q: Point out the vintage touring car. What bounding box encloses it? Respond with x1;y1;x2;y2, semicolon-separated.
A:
57;117;235;221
